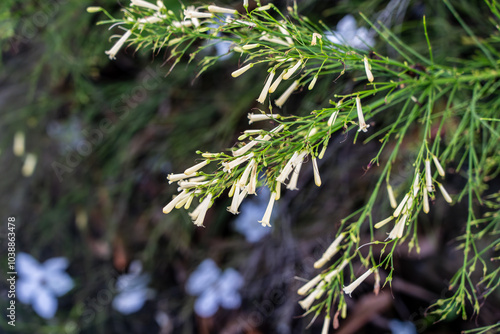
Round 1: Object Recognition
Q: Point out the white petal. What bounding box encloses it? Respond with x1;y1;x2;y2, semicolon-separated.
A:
16;278;38;304
46;272;74;297
186;259;221;296
43;257;69;272
17;253;43;279
194;288;220;318
219;291;242;310
32;289;58;319
112;289;148;315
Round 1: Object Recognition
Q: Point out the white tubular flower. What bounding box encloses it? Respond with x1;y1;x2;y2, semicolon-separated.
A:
278;24;294;45
259;192;277;227
275;182;281;201
425;159;434;192
137;16;163;24
387;184;397;209
233;134;270;157
22;153;37;177
374;216;394;229
343;268;373;297
314;233;345;269
298;281;325;310
286;160;302;191
163;190;189;214
438;183;452;203
412;173;420;197
374;269;381;295
184;9;213;19
259;35;291;47
228;185;241;214
297;273;322;296
388;213;408;239
283;60;302;80
208;5;237;14
363;56;374;82
184;194;194;210
356;96;370;132
247;113;279;124
423;188;430;213
177;181;208;189
324;259;349;283
311;33;322;46
231;63;254;78
105;30;132;60
276;151;299;184
237;186;249;207
257;71;275;103
131;0;160;11
269;70;285;93
13;131;25;156
242;43;260;50
157;1;165;10
322;316;331;334
432;155;446;177
184;160;209;175
312;157;322;187
248;162;258;195
223;153;254;172
393;193;409;217
201;152;221;158
308;76;318;90
172;20;193;28
192;194;213;227
275;80;299;108
86;6;102;13
237;159;256;186
255;4;272;11
243;0;249;8
327;110;339;127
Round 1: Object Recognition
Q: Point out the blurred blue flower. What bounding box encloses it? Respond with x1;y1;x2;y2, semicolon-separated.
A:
234;188;273;242
112;260;154;315
16;252;74;319
389;319;417;334
325;15;375;50
186;259;244;318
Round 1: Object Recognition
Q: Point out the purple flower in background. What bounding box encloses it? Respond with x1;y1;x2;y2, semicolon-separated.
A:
16;252;74;319
186;259;244;317
112;260;154;315
325;15;375;50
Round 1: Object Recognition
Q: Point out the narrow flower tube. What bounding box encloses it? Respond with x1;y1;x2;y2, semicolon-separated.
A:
257;71;275;103
327;110;339;127
297;273;322;295
248;113;279;124
387;184;397;209
259;192;277;227
184;9;213;19
105;30;132;60
192;194;213;227
86;6;102;13
22;153;37;177
374;216;394;229
13;131;25;157
231;63;254;78
393;193;409;217
311;33;322;46
255;4;272;11
314;233;345;269
237;159;256;186
275;80;299;108
248;162;258;194
227;185;241;214
278;25;294;45
237;186;249;207
322;316;331;334
208;5;237;14
243;0;249;8
388;213;408;239
412;173;420;197
184;160;209;175
283;60;302;80
325;259;349;283
222;153;253;172
438;183;452;203
425;159;434;192
432;155;446;177
276;151;299;183
356;96;370;132
423;187;430;213
131;0;160;11
308;76;318;90
343;268;373;297
312;157;321;187
286;161;303;191
374;269;380;295
242;43;260;50
299;281;325;310
259;35;291;47
163;190;189;214
364;56;374;82
269;70;285;93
